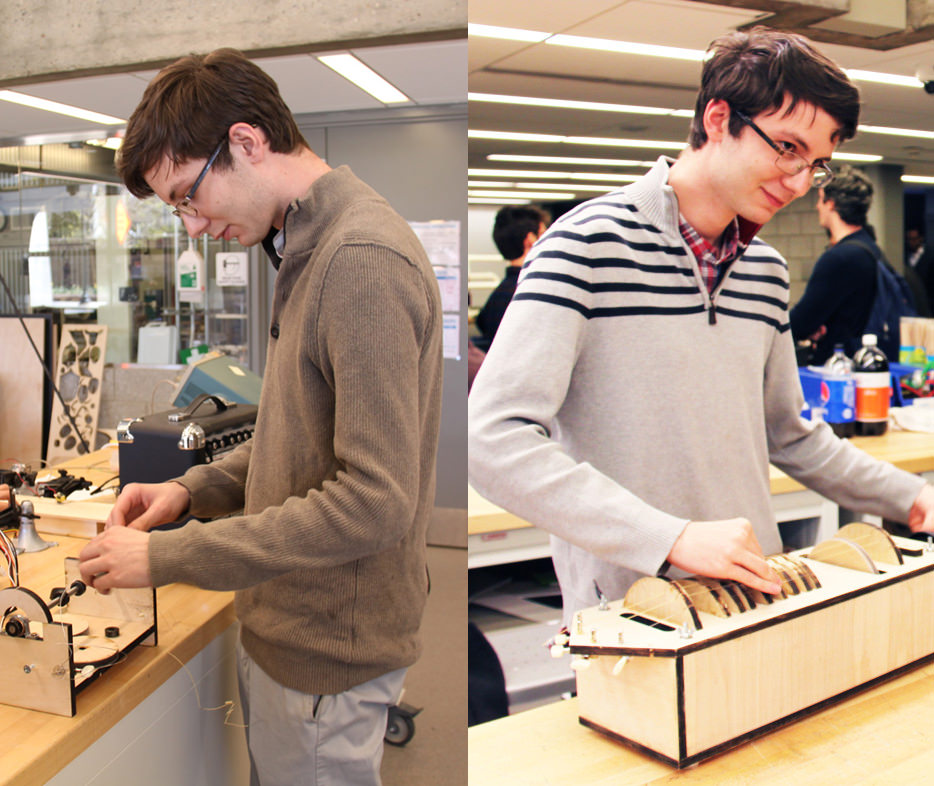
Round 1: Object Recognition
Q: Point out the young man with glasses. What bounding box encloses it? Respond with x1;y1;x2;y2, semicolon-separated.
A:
469;28;934;621
78;49;443;786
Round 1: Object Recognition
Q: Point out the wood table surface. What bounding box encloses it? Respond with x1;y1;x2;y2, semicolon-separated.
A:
469;427;934;534
469;661;934;785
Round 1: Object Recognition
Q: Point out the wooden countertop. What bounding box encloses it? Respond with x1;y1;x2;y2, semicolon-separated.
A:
469;661;934;784
0;535;235;786
0;447;237;786
469;426;934;535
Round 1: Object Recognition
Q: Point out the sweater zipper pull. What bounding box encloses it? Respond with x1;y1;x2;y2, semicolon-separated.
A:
708;302;717;325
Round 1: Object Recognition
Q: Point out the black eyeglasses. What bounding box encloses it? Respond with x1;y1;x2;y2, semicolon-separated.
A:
733;110;834;189
172;138;226;217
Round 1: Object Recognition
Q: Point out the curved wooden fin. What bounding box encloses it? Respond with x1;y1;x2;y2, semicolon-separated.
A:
837;521;903;566
808;537;879;574
623;576;702;630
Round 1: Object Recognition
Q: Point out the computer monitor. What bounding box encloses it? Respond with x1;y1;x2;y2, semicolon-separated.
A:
172;351;263;407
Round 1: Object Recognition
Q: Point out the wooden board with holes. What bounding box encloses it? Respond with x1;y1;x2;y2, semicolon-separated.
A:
46;326;107;466
570;534;934;768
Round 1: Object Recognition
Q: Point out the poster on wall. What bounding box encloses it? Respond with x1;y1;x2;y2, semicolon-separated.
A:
409;220;461;360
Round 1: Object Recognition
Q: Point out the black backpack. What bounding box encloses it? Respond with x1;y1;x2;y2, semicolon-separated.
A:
839;236;918;360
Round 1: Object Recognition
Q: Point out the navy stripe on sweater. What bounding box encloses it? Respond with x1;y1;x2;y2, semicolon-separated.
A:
545;230;687;256
513;291;706;319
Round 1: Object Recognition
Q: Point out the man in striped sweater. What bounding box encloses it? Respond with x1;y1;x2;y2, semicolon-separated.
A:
468;28;934;621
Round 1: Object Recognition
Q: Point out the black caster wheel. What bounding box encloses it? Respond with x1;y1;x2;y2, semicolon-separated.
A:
385;702;421;746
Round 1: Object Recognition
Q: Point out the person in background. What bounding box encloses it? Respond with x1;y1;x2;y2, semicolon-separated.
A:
789;166;878;364
474;205;549;350
906;226;934;314
469;27;934;623
77;48;443;786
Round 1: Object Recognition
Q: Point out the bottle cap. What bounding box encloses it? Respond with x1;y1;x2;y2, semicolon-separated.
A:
862;334;878;346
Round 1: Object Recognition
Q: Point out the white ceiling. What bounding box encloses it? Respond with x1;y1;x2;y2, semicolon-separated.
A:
469;0;934;203
0;38;467;145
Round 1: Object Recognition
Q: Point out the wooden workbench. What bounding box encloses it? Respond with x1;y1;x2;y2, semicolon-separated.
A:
0;448;245;786
468;662;934;785
469;427;934;566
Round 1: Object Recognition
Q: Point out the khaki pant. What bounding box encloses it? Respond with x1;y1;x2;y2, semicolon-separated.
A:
237;640;407;786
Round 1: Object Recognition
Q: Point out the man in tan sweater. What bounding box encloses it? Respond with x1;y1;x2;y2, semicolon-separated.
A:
78;49;443;786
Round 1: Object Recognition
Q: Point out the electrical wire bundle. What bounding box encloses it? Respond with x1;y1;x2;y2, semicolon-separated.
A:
0;528;18;587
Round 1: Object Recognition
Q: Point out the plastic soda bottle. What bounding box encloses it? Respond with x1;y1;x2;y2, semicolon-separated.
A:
821;344;856;438
853;334;890;436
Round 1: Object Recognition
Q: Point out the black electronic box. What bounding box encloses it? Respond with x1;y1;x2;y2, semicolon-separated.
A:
117;394;257;488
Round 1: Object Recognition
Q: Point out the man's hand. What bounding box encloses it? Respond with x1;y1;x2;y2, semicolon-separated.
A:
667;518;782;595
907;484;934;533
0;484;10;512
107;481;190;531
78;527;152;592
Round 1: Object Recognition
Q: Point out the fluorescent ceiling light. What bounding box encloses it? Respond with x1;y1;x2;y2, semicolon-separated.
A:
469;197;533;205
859;124;934;140
469;130;566;143
469;189;576;199
467;23;550;42
546;34;706;62
517;182;629;191
469;129;686;150
845;69;921;88
490;154;654;167
902;175;934;184
469;168;640;181
831;152;883;162
468;180;512;188
0;90;125;125
86;137;123;150
469;92;693;117
317;53;409;104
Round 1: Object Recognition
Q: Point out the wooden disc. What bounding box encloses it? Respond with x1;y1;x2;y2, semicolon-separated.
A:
808;537;879;573
623;576;701;630
73;641;118;665
770;555;811;593
672;578;730;617
837;522;903;566
766;556;799;595
781;553;822;590
693;576;742;614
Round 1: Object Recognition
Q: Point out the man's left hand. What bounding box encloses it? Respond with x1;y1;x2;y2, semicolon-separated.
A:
907;484;934;532
78;527;152;592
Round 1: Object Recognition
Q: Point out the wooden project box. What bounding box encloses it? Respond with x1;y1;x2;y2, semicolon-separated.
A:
0;558;156;717
569;537;934;767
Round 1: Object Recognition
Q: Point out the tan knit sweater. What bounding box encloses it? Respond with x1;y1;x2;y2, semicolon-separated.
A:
148;166;444;694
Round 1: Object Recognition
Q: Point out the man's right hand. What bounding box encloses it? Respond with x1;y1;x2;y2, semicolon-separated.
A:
666;518;782;596
106;481;191;532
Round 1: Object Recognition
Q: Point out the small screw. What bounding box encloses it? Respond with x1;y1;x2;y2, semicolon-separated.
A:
23;664;34;674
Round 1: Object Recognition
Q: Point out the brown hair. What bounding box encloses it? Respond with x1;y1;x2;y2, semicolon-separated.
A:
117;48;308;198
688;28;860;150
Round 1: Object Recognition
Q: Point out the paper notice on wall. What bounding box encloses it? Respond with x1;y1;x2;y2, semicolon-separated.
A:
443;313;460;361
409;220;462;359
216;252;249;286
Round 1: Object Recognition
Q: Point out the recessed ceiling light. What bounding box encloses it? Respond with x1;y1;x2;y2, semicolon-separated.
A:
0;90;125;125
902;175;934;184
489;154;654;167
467;23;550;42
469;92;687;116
845;69;922;88
859;125;934;140
469;130;686;150
545;34;707;62
469;168;641;181
468;189;576;199
317;53;409;104
469;197;534;205
831;152;883;162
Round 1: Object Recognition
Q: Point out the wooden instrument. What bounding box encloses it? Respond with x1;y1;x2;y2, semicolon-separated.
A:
567;523;934;768
0;558;156;716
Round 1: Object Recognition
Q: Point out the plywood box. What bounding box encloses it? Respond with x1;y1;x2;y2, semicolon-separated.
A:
568;535;934;767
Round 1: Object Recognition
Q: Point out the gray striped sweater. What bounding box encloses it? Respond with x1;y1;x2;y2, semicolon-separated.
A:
468;157;924;620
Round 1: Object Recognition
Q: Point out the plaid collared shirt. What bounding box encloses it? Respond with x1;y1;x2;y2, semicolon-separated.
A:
678;215;760;295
